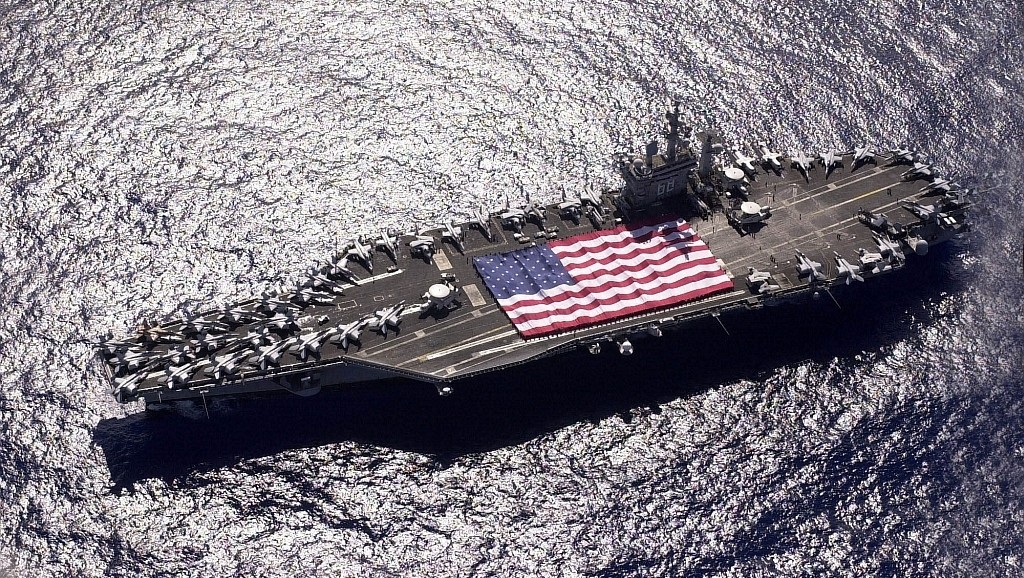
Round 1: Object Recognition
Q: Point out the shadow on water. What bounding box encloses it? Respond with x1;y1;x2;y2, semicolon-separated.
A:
94;249;968;491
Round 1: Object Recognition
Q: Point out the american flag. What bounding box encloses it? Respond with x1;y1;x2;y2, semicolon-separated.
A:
473;217;734;338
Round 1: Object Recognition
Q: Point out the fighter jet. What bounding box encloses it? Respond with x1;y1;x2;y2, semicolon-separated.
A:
746;267;780;294
138;325;186;345
902;201;938;221
889;148;916;165
500;208;526;233
580;188;602;208
585;204;606;228
159;359;210;388
204;349;252;381
375;229;400;263
110;348;163;373
472;209;494;241
289;327;339;361
159;345;192;366
187;332;221;354
920;178;953;194
791;151;814;175
305;273;346;293
244;325;278;348
557;197;583;225
325;256;361;283
857;247;892;275
901;162;933;181
759;143;783;173
852;146;875;167
257;294;302;314
732;149;758;175
99;336;137;356
873;234;906;261
291;286;336;306
344;238;375;273
820;150;841;176
442;221;465;253
253;338;297;371
369;301;408;336
257;311;300;331
217;305;261;325
178;314;230;336
795;250;826;282
330;317;372;351
834;252;865;284
524;197;547;225
189;332;230;353
407;235;436;261
112;372;146;396
857;208;890;231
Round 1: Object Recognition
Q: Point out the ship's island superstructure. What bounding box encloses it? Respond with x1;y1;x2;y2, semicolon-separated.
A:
98;105;970;405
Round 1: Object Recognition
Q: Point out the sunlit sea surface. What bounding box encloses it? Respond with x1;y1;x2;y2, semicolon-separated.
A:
2;1;1023;576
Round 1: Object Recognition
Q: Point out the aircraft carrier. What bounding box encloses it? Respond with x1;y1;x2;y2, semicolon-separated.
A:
97;105;971;406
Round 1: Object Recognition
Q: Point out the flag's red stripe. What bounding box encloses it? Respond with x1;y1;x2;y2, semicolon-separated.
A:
554;237;704;269
563;252;717;284
506;267;732;320
503;257;723;309
515;279;736;337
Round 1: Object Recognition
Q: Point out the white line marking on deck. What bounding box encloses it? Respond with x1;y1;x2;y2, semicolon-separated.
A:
473;341;531;357
780;166;895;209
420;329;519;361
352;269;405;285
359;305;500;356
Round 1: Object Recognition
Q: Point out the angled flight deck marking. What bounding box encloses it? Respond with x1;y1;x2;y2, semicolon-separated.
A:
351;269;405;286
439;343;535;375
357;305;501;357
405;328;520;365
778;165;896;209
805;184;900;218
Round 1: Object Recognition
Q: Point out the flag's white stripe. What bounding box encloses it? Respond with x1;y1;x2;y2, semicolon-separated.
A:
505;274;732;332
498;251;717;307
551;225;693;255
501;262;728;315
502;255;719;310
557;242;712;272
505;266;727;321
552;229;698;262
551;220;691;253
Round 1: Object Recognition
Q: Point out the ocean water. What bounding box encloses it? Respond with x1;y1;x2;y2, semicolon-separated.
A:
2;0;1023;576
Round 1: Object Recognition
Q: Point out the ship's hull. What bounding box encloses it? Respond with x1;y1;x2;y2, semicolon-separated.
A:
138;242;961;408
134;362;400;405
